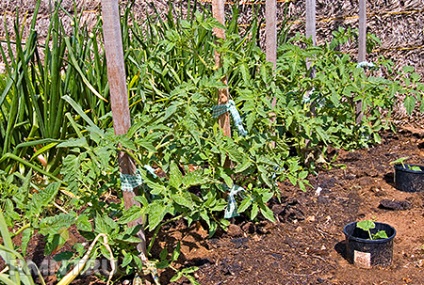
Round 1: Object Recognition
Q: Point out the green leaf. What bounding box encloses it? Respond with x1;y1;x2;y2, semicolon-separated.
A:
118;206;144;224
237;197;252;213
185;274;200;285
95;214;118;235
199;210;211;227
136;139;157;154
171;242;181;262
21;228;32;255
88;126;106;144
172;191;194;210
218;169;233;188
159;248;168;261
30;182;60;216
181;266;199;274
234;159;252;174
402;65;415;73
225;145;243;164
164;104;178;121
208;221;218;237
182;170;208;188
61;154;80;194
169;162;183;189
404;96;416;115
116;234;142;243
39;212;76;236
260;191;274;203
170;271;184;282
76;214;92;232
372;230;388;240
356;220;375;232
258;165;273;188
250;203;259;220
122;252;133;268
144;180;167;196
260;204;276;222
56;137;88;148
148;202;167;230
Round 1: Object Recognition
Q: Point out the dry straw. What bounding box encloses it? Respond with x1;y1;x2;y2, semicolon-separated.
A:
0;0;423;75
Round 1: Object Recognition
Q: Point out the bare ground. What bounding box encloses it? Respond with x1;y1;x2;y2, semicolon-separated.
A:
6;128;424;285
164;129;424;285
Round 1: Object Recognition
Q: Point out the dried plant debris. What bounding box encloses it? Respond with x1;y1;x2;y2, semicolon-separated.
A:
0;0;423;76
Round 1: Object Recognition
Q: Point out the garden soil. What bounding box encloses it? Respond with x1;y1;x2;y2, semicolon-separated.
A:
12;127;424;285
173;128;424;285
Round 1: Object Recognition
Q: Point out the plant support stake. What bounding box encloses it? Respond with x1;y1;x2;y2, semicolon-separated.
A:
265;0;278;148
305;0;316;76
212;0;231;138
357;0;366;124
101;0;150;271
265;0;277;70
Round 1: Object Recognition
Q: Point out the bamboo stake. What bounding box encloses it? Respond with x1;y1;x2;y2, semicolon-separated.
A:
357;0;366;124
101;0;148;265
212;0;231;138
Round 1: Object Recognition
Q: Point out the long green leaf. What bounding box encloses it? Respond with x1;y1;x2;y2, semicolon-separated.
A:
62;95;97;128
64;37;108;103
0;153;64;184
0;211;21;284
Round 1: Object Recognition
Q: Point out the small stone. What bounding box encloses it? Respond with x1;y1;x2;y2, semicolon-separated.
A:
241;222;255;234
358;177;374;187
227;224;243;237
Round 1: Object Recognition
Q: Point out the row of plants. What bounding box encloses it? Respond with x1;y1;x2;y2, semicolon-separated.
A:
1;0;423;283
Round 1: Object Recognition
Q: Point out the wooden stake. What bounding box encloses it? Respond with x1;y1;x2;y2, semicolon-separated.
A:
212;0;231;138
357;0;366;124
305;0;317;46
266;0;278;148
101;0;148;261
265;0;277;70
305;0;316;76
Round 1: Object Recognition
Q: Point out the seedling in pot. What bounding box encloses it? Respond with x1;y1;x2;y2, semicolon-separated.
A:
356;220;388;240
390;157;422;171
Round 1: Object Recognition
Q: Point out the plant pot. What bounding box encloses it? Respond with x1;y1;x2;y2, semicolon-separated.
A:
343;222;396;268
394;164;424;192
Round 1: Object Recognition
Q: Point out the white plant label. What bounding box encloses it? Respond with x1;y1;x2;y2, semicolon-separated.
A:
354;250;371;268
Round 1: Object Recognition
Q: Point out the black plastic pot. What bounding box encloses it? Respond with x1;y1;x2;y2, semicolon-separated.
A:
343;222;396;268
394;164;424;192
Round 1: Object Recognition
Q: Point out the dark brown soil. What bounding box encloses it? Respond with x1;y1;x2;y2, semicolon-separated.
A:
167;129;424;285
7;129;424;285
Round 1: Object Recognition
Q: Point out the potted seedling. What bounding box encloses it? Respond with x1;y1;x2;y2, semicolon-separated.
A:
390;157;424;192
343;220;396;268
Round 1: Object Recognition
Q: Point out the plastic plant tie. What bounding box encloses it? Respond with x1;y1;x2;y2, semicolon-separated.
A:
228;101;248;137
120;169;143;192
302;88;315;104
212;103;229;118
212;100;248;137
144;165;158;179
356;61;375;69
224;185;245;219
271;165;280;180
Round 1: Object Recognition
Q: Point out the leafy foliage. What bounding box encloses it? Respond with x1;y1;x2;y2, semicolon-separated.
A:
0;1;423;284
356;220;389;240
